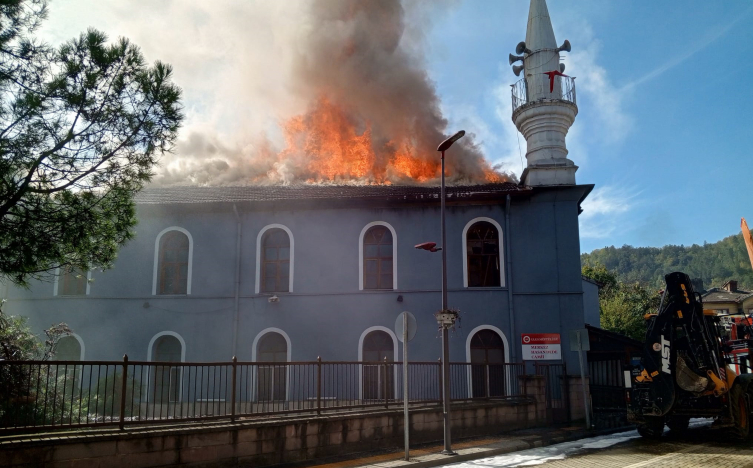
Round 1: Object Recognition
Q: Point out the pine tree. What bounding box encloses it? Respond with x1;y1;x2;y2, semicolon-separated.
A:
0;0;183;285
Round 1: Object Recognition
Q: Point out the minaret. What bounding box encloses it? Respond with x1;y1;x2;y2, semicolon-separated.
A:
509;0;577;186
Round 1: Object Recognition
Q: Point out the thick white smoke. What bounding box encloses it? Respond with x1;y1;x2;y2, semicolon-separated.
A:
41;0;510;186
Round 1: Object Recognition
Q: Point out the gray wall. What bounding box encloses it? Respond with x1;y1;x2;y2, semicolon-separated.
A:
3;186;591;370
582;279;600;327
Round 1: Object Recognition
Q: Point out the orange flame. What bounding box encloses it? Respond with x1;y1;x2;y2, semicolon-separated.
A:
265;96;504;184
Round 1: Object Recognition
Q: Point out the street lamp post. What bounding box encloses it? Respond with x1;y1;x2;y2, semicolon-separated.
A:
414;131;465;455
436;130;465;455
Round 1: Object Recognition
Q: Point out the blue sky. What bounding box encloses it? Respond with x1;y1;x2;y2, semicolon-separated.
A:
423;1;753;253
40;1;753;253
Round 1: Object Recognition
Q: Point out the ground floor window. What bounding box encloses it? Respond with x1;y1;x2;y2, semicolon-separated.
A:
470;329;506;398
151;335;182;403
362;330;394;400
256;332;288;402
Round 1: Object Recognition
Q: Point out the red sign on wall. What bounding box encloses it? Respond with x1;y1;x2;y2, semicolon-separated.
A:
521;333;561;360
521;333;561;344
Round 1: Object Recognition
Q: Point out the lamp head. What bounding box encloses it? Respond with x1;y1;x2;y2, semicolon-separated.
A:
437;130;466;152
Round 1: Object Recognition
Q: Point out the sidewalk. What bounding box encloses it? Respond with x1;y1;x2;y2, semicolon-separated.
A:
292;425;632;468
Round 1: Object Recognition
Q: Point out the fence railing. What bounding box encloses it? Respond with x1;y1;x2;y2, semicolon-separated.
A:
0;357;530;433
511;75;576;112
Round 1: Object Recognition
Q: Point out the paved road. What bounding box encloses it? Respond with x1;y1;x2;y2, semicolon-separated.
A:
443;422;753;468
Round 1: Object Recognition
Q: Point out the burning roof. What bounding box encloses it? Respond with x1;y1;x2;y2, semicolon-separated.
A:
154;0;512;187
135;183;529;206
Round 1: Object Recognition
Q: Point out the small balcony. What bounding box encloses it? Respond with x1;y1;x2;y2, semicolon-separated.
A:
511;75;577;113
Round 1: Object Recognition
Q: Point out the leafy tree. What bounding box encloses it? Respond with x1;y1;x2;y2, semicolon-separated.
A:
581;262;617;295
600;282;661;341
582;262;660;341
0;0;182;286
0;304;75;426
0;304;69;361
582;233;753;291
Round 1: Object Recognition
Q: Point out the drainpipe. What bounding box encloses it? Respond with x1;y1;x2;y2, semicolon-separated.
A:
505;195;517;362
232;204;242;357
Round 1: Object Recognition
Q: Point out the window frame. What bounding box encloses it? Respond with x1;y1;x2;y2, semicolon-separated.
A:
462;217;505;288
146;331;186;403
464;325;510;398
260;228;291;293
147;331;187;363
357;326;398;400
255;224;295;294
251;328;292;402
152;227;194;296
53;267;91;296
358;221;398;291
53;333;85;361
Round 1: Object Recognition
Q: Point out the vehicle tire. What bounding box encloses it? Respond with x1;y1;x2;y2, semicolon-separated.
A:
730;383;750;440
666;416;690;433
637;416;664;438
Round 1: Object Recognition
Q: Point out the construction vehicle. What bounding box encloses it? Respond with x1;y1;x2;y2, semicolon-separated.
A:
627;219;753;438
725;313;753;375
626;271;753;438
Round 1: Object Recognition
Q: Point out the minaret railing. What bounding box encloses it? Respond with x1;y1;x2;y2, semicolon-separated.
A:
511;76;576;112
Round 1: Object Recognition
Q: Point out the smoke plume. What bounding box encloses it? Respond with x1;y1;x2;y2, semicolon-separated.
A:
152;0;509;186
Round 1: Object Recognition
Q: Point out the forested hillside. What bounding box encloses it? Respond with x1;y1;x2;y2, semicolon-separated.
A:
581;233;753;290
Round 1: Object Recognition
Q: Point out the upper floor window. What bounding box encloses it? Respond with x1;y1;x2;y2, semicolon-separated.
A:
158;230;190;295
262;228;290;293
57;266;88;296
465;220;501;287
363;225;393;290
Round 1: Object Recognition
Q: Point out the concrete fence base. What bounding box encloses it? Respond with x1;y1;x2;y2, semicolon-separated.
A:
566;375;591;424
1;397;543;468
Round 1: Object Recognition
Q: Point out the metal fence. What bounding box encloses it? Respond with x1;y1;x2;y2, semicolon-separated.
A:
0;357;528;433
511;75;577;112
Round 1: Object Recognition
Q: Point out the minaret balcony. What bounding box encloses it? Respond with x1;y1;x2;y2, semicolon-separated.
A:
511;76;577;114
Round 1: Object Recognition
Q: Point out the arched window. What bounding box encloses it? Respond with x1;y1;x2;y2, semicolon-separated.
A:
151;335;183;403
363;226;393;290
466;221;501;287
158;231;190;295
470;329;506;398
362;330;395;400
261;229;290;293
53;335;83;393
54;335;82;361
256;332;288;402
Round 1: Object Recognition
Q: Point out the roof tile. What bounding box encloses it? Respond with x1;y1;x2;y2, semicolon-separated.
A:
134;183;528;205
702;288;753;304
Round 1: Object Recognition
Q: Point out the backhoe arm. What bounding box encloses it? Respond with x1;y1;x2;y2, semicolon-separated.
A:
743;218;753;272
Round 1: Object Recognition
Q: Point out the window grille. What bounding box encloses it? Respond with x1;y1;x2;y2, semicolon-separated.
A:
466;222;500;287
261;229;290;293
363;226;393;290
158;231;189;295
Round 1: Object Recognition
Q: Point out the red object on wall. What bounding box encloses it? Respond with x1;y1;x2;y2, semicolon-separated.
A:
543;70;568;93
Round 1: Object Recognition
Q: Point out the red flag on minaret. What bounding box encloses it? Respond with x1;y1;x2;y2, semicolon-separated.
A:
543;69;568;92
